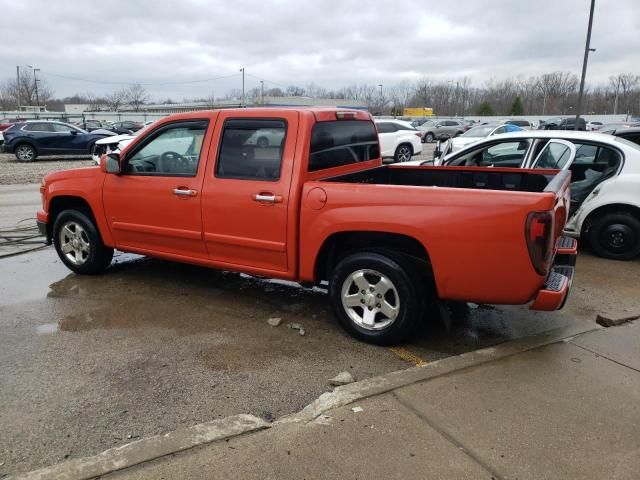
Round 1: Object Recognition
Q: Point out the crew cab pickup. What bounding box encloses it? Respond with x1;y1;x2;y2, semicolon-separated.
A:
37;108;577;345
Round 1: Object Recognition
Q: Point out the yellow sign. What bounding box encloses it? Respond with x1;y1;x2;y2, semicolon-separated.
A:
403;107;433;117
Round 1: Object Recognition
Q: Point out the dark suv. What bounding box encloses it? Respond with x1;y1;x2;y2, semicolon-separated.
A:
110;121;144;135
540;117;586;131
1;121;113;161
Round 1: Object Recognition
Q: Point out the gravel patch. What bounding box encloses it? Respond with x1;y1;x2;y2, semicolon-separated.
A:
0;153;95;185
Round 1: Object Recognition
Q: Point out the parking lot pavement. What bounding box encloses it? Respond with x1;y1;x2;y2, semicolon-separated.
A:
0;153;94;185
1;243;639;477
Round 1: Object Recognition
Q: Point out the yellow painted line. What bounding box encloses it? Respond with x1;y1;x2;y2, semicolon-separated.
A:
388;346;428;367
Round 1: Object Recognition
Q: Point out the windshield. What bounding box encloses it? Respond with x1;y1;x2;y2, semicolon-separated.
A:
462;126;494;137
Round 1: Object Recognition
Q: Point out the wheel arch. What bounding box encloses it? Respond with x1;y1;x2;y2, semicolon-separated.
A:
580;203;640;236
314;230;434;287
14;140;38;154
47;195;110;244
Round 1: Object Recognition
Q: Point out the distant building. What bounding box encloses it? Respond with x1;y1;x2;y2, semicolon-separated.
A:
64;104;91;114
259;96;368;110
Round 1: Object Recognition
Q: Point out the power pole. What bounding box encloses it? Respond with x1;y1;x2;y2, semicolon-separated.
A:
378;84;383;115
16;65;20;112
613;77;620;115
240;67;245;107
34;68;40;110
260;80;264;106
575;0;596;130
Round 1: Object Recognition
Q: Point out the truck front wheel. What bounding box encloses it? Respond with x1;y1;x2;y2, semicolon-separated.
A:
329;252;424;345
53;209;114;274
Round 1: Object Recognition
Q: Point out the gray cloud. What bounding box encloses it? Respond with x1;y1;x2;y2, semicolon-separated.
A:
1;0;638;100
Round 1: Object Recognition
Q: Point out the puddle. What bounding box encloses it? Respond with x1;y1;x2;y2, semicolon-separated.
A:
36;323;58;335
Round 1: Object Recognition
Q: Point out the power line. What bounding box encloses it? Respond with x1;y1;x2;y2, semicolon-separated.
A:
39;71;241;86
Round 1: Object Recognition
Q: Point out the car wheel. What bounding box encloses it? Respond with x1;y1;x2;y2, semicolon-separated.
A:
588;211;640;260
425;133;434;143
394;144;413;162
329;252;425;345
257;136;269;148
53;209;114;274
15;143;37;162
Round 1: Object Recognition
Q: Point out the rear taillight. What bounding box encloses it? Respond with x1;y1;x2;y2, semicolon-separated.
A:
526;211;554;275
335;111;358;120
415;131;424;138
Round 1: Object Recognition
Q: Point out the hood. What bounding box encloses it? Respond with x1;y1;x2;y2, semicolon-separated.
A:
91;129;117;136
451;136;482;148
96;133;134;145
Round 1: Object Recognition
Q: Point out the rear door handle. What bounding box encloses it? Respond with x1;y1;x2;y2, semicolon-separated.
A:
254;193;283;204
173;188;197;197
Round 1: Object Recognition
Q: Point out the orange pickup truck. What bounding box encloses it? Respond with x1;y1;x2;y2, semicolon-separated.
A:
37;108;577;344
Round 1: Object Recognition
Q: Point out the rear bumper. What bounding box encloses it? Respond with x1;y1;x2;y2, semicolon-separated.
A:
530;237;577;311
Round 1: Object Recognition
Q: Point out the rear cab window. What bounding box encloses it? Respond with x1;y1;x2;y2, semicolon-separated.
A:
309;120;380;172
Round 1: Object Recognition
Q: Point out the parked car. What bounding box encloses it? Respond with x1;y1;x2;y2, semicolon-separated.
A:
540;117;586;131
1;121;115;161
504;119;534;130
597;122;640;135
81;119;113;132
36;108;575;345
91;122;158;163
374;119;423;162
417;119;465;143
109;121;144;135
433;123;523;159
586;121;603;131
407;130;640;260
611;127;640;146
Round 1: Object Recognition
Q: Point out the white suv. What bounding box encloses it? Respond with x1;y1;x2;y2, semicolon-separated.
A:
375;119;423;162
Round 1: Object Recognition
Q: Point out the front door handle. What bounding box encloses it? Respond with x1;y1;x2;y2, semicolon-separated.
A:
254;193;283;204
173;188;197;197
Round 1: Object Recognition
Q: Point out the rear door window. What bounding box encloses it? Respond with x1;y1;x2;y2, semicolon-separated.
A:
216;119;285;181
376;122;396;133
309;120;380;172
23;123;52;132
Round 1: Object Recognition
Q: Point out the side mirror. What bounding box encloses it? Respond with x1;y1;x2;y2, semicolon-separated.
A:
70;130;78;135
104;153;121;174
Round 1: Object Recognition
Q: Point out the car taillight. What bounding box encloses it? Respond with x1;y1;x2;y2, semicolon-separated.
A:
526;211;554;275
415;131;424;138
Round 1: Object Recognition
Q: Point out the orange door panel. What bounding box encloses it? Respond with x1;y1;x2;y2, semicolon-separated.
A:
200;111;299;272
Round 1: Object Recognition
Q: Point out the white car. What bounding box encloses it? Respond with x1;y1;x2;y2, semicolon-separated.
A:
404;130;640;260
434;123;523;160
586;121;604;131
92;121;156;163
374;119;423;162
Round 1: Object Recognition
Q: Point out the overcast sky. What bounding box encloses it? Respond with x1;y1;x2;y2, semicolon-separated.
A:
1;0;638;101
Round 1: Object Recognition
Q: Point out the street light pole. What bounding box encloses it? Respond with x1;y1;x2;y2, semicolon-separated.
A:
378;84;383;115
240;67;245;107
34;68;40;110
16;65;20;112
260;80;264;106
575;0;596;130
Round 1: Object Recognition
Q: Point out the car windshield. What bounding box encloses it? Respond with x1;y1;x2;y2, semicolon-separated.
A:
462;126;494;137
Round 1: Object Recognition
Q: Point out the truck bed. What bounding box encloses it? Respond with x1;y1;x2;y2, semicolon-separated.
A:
323;165;556;193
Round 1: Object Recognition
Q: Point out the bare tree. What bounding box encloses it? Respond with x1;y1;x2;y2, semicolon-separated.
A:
0;69;53;109
124;83;149;111
105;89;126;111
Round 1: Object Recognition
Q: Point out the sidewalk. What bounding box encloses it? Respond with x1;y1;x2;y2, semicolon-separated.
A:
91;321;639;480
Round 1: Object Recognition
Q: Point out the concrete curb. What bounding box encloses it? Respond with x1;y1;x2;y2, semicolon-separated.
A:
10;321;598;480
277;321;600;424
10;414;268;480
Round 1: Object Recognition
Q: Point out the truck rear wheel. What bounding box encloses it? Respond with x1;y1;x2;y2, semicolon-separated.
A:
588;211;640;260
329;252;424;345
53;209;114;274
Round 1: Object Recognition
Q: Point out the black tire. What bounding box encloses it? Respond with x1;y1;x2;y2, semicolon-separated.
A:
394;144;413;163
257;136;269;148
53;209;114;274
425;133;434;143
14;143;37;162
329;252;425;345
588;211;640;260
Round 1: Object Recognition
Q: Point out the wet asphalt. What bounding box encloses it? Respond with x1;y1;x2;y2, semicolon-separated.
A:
1;247;639;476
2;145;640;475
